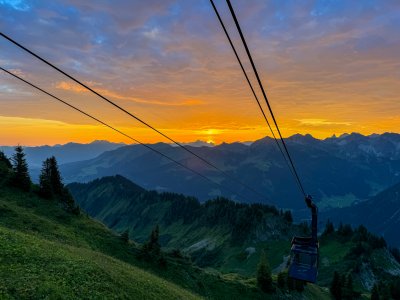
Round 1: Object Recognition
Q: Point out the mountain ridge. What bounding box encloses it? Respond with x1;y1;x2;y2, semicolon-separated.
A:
59;133;400;211
0;140;126;168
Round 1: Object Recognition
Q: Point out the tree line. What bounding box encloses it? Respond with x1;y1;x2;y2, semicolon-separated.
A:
322;220;400;300
0;147;79;214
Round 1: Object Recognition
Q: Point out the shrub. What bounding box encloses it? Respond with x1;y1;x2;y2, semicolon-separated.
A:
257;250;273;293
277;271;286;289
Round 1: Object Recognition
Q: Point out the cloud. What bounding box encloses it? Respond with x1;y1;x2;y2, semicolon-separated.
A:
55;81;87;93
0;0;30;11
1;0;400;145
297;119;352;126
55;81;205;106
143;27;160;40
0;115;66;126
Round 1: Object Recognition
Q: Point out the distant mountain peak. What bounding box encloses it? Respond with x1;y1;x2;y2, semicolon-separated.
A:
339;132;366;139
51;140;126;147
172;140;215;147
338;133;350;138
90;140;126;145
287;133;318;144
290;133;315;138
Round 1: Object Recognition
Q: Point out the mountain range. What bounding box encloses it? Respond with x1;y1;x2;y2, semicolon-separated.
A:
0;140;125;168
322;180;400;247
3;132;400;227
58;133;400;211
2;143;400;298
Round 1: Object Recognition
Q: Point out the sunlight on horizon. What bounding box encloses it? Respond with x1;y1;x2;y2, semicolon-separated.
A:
1;0;400;146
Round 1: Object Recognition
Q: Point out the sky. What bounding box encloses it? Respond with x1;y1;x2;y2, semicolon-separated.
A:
1;0;400;146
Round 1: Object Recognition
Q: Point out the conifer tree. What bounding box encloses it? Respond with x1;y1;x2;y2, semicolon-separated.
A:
257;250;273;293
11;146;31;191
390;277;400;299
343;274;354;299
142;225;161;258
49;156;63;195
121;229;129;243
0;150;12;179
380;284;391;300
39;158;52;198
323;219;335;235
283;210;293;224
347;273;353;288
337;222;344;234
277;271;286;289
39;156;78;214
0;150;12;168
149;225;161;255
371;284;379;300
39;157;63;198
60;188;78;213
330;271;342;300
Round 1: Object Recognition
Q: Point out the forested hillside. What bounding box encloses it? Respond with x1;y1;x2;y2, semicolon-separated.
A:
68;175;400;298
322;181;400;248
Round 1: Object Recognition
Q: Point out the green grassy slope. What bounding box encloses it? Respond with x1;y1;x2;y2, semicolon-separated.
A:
0;184;285;299
0;187;201;299
0;177;333;299
0;227;199;300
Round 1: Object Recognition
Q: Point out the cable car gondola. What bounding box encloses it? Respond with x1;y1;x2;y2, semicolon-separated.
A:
288;195;319;283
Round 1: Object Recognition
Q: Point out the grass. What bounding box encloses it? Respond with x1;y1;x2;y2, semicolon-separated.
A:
0;185;275;299
303;284;333;300
217;240;291;276
319;193;358;209
317;236;356;286
0;183;361;299
0;227;200;300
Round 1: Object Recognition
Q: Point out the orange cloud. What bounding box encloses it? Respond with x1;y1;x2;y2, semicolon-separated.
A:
55;81;87;93
55;81;204;107
297;119;352;126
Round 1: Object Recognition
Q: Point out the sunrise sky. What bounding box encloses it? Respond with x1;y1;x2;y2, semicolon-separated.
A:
1;0;400;146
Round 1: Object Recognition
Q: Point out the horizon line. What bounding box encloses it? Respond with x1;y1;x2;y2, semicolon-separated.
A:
1;131;399;148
